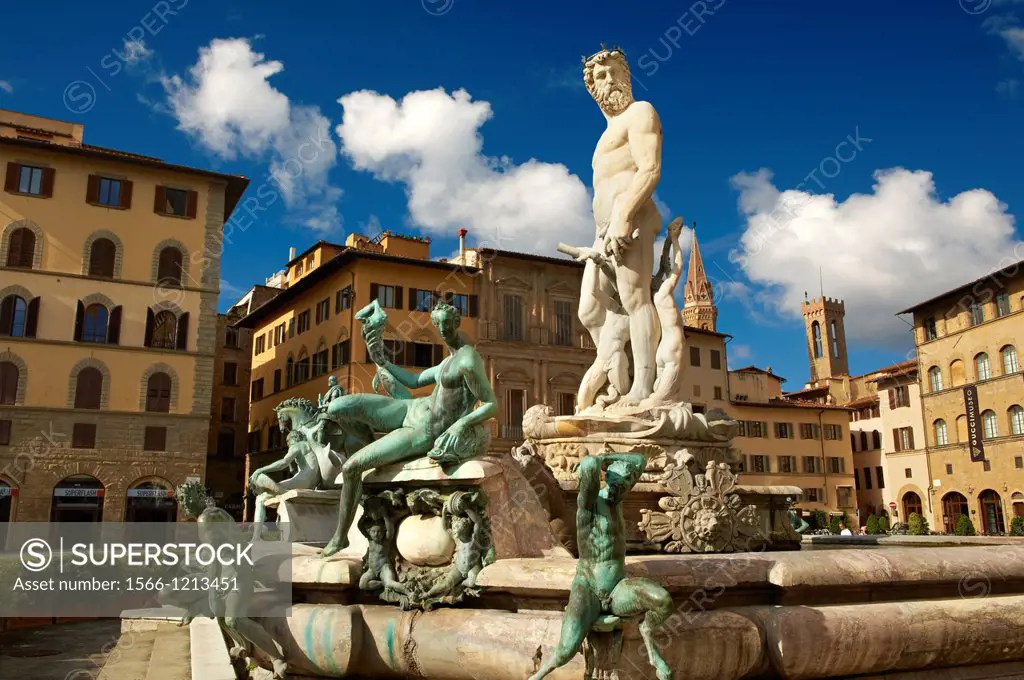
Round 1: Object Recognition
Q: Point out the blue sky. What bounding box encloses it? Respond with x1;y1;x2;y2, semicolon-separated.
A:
2;0;1022;386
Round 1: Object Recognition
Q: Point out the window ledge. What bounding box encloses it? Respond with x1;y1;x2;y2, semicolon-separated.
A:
4;190;48;199
86;201;128;211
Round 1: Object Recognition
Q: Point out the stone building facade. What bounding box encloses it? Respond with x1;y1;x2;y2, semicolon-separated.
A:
899;260;1024;534
0;109;247;522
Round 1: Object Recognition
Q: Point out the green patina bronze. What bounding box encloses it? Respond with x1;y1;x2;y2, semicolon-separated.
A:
320;298;497;557
531;451;674;680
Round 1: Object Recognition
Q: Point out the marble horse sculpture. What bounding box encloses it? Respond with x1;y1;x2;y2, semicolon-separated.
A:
248;385;372;540
530;451;673;680
319;297;497;557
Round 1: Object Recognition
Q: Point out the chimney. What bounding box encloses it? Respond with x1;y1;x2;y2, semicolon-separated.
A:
289;247;296;261
458;228;467;258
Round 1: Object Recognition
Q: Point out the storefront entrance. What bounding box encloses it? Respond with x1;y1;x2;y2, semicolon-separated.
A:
125;482;178;522
51;475;105;522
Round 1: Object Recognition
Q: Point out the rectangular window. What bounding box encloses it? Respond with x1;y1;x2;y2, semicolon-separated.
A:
996;293;1011;318
18;165;44;195
710;349;721;370
554;300;573;347
946;463;954;475
854;469;860;490
272;369;281;393
836;487;853;508
693;385;701;398
315;299;330;324
714;386;723;400
905;467;912;478
803;456;822;474
295;357;311;382
970;301;984;326
415;289;435;312
225;327;239;348
774;422;794;439
1016;457;1023;469
250;378;264;401
248;430;262;453
804;488;821;503
894;426;914;451
72;423;96;449
503;294;524;341
983;460;992;472
97;177;122;207
377;284;396;309
557;392;576;416
778;456;796;473
254;334;265;355
0;419;10;445
331;340;351;369
160;187;190;217
504;388;527;440
800;423;820;440
923;317;937;341
875;465;885;489
452;293;470;317
223;362;238;386
412;342;435;368
892;385;910;408
144;426;167;452
312;349;329;377
824;424;843;440
737;420;767;438
221;397;236;422
863;467;872;489
297;310;311;334
828;457;845;474
689;346;701;367
751;455;769;473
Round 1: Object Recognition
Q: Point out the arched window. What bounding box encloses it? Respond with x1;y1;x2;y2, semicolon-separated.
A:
81;304;109;343
0;361;18;405
811;321;822;358
830;320;840;358
151;311;177;349
157;247;183;286
74;367;102;409
902;491;923;519
950;359;965;387
982;409;998;440
934;419;948;446
860;431;868;450
6;228;35;268
1003;345;1019;374
956;414;968;443
942;492;969;534
975;352;991;381
980;489;1006;535
88;238;116;278
928;365;943;392
872;430;881;449
146;372;171;413
1009;405;1024;436
0;295;27;337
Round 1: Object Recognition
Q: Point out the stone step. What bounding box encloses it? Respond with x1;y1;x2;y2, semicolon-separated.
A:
97;623;191;680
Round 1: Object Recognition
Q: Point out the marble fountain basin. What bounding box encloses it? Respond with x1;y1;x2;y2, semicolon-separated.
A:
260;542;1024;679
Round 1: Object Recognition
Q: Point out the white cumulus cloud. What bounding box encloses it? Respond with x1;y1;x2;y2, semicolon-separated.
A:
161;38;341;232
729;168;1022;348
336;88;592;255
0;80;13;94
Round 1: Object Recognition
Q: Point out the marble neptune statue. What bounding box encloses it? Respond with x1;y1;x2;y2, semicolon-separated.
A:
320;298;497;557
576;46;664;406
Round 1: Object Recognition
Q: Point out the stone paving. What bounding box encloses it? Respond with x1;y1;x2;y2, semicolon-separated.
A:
0;618;191;679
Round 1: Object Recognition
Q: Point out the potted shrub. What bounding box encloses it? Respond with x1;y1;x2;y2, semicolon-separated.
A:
955;515;977;536
1010;516;1024;537
866;515;880;535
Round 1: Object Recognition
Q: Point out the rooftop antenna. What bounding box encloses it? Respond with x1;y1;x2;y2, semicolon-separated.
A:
818;266;824;299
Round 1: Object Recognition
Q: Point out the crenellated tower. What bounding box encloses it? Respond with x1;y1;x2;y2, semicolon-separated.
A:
681;229;718;331
802;295;849;381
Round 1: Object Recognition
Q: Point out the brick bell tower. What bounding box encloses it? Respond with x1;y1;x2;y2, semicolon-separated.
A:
681;229;718;331
802;295;849;381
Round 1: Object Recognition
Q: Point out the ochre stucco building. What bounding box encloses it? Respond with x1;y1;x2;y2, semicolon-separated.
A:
899;260;1024;534
0;109;247;523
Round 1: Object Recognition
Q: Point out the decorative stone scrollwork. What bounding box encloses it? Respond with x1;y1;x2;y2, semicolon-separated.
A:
640;460;759;554
359;487;495;610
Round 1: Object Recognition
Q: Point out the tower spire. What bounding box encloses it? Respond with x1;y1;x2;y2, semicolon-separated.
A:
681;226;718;331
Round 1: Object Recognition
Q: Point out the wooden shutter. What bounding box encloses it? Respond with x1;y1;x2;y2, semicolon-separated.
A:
395;286;403;310
72;423;96;448
86;175;100;204
120;180;133;209
892;428;900;452
107;306;122;344
0;419;10;444
469;295;479;317
175;312;190;350
907;429;915;450
4;163;20;193
144;308;154;347
153;186;167;215
0;296;11;335
40;167;55;198
370;283;379;304
185;190;198;218
144;426;167;451
75;369;102;409
24;297;39;338
888;389;896;410
0;362;17;405
409;288;418;310
73;301;85;342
